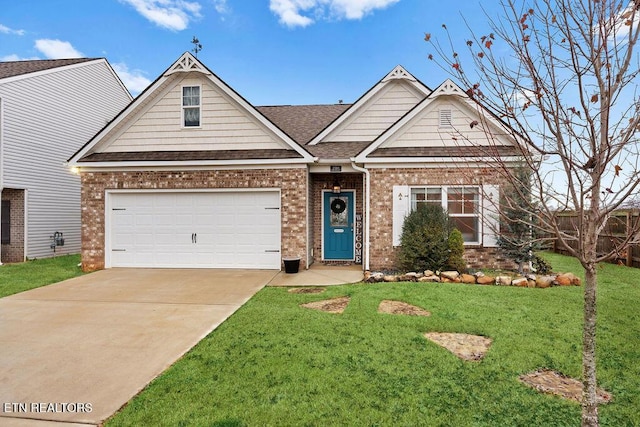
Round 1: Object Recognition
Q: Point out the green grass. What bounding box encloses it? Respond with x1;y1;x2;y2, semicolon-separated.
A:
0;254;84;298
103;252;640;426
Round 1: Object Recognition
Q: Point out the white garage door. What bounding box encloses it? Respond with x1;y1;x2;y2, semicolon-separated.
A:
108;191;281;269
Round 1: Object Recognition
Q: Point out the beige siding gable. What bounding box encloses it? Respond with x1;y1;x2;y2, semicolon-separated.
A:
104;75;288;153
322;80;424;143
379;96;513;149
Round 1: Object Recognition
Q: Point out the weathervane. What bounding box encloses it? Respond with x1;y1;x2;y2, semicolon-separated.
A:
191;36;202;57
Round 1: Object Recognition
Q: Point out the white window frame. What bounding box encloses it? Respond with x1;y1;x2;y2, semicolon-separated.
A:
182;85;201;128
410;185;482;245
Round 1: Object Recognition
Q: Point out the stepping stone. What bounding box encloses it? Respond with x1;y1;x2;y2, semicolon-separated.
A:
519;369;612;404
300;296;350;314
424;332;492;361
378;300;431;316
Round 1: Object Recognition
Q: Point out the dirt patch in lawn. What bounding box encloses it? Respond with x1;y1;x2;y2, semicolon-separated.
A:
288;287;326;294
424;332;493;361
300;296;350;314
378;300;431;316
519;369;612;404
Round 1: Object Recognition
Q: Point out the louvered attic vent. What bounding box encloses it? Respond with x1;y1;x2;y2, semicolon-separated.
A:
439;109;452;128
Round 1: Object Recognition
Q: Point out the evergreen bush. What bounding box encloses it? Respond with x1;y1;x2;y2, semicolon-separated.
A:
447;228;466;272
397;204;452;272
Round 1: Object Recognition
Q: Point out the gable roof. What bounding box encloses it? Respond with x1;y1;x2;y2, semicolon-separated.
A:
69;52;316;166
307;65;431;146
0;58;96;80
354;79;526;163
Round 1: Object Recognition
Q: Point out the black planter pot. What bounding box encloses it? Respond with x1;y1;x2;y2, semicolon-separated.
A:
283;257;300;274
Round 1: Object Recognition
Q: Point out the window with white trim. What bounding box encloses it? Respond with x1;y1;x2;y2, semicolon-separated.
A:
182;85;200;127
410;186;480;243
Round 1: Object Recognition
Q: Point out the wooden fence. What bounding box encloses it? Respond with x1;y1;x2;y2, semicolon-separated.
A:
552;210;640;268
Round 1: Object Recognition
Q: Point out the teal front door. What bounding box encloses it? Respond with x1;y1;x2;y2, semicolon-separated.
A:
323;191;354;260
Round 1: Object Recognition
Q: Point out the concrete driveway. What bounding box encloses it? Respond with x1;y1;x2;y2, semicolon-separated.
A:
0;268;277;426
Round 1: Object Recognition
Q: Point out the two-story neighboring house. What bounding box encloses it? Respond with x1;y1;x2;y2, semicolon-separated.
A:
0;58;132;263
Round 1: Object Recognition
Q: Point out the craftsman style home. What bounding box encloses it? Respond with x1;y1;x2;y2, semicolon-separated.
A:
69;52;523;272
0;58;132;263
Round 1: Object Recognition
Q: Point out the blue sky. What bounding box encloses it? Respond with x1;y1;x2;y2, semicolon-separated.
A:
0;1;495;104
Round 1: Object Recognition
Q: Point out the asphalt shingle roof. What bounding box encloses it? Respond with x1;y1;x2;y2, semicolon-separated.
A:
257;104;351;145
0;58;96;80
79;149;303;162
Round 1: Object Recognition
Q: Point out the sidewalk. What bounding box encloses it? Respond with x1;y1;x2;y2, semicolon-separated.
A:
268;264;363;287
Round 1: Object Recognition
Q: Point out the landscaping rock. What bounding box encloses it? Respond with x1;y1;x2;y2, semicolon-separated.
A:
460;274;476;284
441;271;460;281
398;272;419;282
512;277;529;287
383;275;398;282
536;275;555;288
556;272;581;286
424;270;435;277
476;275;495;285
419;275;441;283
366;272;384;283
495;275;513;286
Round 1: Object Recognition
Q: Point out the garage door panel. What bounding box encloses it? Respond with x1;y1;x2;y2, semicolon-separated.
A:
109;191;281;269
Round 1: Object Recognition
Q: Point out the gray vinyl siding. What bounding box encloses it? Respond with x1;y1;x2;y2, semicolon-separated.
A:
0;60;131;259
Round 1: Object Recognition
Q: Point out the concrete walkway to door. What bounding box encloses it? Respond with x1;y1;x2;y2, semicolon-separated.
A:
0;268;276;426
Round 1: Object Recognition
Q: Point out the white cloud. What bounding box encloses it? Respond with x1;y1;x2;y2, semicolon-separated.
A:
212;0;229;14
112;62;152;95
0;23;25;36
35;39;83;58
331;0;400;19
119;0;202;31
269;0;400;28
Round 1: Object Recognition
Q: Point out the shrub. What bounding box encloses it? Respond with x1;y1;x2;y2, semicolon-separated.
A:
532;254;553;274
447;228;466;272
397;204;452;272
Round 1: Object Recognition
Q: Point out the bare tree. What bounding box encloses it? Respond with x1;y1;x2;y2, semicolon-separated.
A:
425;1;640;425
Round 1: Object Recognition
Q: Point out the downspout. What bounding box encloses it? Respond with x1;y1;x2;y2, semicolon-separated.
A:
350;160;370;271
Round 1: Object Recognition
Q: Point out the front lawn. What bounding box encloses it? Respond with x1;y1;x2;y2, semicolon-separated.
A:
0;254;84;298
107;253;640;426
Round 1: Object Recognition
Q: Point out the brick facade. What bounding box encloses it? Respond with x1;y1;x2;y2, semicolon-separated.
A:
310;173;364;265
80;168;308;272
1;188;25;264
367;167;516;271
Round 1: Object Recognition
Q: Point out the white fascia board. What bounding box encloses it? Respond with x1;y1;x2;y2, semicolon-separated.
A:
361;156;526;168
74;157;310;169
75;162;309;173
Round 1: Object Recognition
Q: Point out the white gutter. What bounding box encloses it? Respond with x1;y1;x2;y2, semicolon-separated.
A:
350;160;370;271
